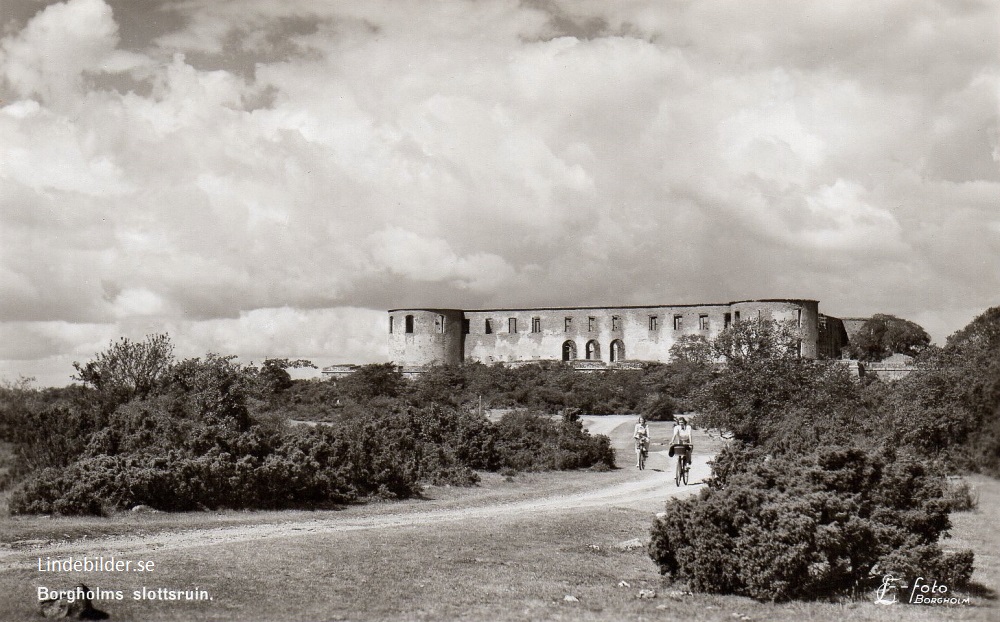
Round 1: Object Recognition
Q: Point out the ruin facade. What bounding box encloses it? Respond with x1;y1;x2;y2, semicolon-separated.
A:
386;299;851;370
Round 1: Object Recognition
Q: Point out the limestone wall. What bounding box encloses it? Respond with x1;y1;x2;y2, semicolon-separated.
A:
387;309;464;366
389;299;821;367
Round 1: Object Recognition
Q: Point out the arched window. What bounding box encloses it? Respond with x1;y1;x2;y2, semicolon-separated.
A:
562;340;577;361
610;339;625;362
585;340;601;360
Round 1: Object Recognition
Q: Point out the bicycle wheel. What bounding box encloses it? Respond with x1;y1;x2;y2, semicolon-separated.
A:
682;459;689;485
675;455;682;486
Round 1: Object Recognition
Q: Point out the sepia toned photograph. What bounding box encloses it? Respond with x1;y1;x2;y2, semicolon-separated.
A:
1;1;998;620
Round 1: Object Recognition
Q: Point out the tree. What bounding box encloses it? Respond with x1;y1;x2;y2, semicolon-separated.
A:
669;334;713;365
847;314;930;361
711;317;799;367
936;306;1000;474
160;354;253;430
337;363;405;402
253;358;315;396
72;334;174;406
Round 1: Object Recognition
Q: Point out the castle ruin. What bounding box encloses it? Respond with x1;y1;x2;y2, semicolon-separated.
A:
385;299;851;371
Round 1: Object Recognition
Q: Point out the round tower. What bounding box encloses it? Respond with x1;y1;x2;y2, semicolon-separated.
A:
387;309;464;366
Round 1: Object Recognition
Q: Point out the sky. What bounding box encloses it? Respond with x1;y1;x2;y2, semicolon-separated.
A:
1;0;998;386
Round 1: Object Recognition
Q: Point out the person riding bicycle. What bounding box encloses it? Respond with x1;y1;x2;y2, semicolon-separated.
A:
633;416;650;468
669;416;693;469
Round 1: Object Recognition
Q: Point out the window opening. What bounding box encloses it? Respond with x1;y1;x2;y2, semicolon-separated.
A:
561;340;577;361
610;339;625;362
673;315;683;330
531;317;541;333
485;319;493;334
649;316;658;331
509;318;517;333
405;315;414;333
699;314;709;331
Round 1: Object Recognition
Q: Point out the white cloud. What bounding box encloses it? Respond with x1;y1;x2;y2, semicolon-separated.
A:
1;0;999;383
0;0;149;106
365;227;516;291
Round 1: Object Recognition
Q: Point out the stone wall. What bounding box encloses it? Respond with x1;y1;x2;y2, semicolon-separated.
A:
388;299;821;367
387;309;465;366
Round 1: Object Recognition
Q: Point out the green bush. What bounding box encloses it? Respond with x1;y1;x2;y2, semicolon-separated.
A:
649;447;974;601
8;423;420;515
493;411;615;472
6;337;620;516
944;479;979;512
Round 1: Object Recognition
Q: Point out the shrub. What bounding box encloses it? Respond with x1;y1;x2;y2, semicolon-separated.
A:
8;417;421;515
649;447;974;601
6;337;621;515
944;479;979;512
493;411;615;472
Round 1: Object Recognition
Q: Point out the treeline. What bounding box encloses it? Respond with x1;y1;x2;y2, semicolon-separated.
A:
648;309;1000;601
0;338;613;516
280;344;714;424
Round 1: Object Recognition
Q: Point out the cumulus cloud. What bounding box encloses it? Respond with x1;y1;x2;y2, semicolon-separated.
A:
365;227;516;290
1;0;148;106
1;0;998;384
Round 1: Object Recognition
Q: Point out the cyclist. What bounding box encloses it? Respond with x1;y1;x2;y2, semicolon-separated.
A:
670;416;693;470
633;416;650;468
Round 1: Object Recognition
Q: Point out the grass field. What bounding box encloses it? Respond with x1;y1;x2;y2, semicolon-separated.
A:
0;420;996;621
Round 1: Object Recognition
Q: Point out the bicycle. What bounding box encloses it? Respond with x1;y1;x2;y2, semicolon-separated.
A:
671;443;692;486
636;437;649;470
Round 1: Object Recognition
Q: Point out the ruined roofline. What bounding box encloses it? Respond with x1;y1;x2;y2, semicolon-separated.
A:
388;298;818;314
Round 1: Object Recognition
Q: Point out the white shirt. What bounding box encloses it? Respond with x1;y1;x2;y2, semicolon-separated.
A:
671;424;692;445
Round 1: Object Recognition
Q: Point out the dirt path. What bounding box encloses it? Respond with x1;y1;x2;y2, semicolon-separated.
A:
0;416;710;569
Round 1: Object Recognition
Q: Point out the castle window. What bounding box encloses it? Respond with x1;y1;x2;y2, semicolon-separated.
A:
389;316;394;334
795;309;802;327
485;319;493;334
724;312;731;328
585;340;601;360
437;314;445;333
611;315;621;331
462;319;470;334
699;315;709;330
649;316;658;331
509;318;517;333
588;316;596;332
734;311;741;323
673;315;683;330
562;340;577;361
531;317;541;333
405;315;414;333
565;317;573;332
610;339;625;362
